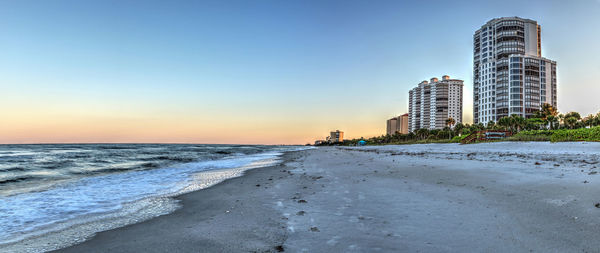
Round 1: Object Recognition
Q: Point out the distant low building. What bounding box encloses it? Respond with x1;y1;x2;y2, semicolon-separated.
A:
329;130;344;143
314;140;325;145
386;113;409;135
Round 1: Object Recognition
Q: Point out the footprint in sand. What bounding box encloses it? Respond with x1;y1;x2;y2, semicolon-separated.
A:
327;236;341;246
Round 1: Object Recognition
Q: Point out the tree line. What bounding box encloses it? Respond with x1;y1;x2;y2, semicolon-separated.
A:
341;104;600;145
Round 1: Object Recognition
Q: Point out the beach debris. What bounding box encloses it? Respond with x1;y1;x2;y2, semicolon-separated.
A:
310;176;323;180
595;203;600;208
297;199;307;203
535;162;542;165
589;171;597;175
554;164;560;167
274;245;285;252
296;211;306;216
310;227;320;232
256;184;261;187
584;181;589;183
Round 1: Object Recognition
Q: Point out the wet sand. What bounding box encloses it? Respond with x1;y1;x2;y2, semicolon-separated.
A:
56;143;600;252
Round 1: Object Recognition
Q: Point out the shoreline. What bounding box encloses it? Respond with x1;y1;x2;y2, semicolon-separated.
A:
321;139;600;147
52;150;302;252
53;143;600;252
0;148;293;253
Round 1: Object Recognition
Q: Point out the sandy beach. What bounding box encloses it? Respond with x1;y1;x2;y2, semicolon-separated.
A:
54;142;600;252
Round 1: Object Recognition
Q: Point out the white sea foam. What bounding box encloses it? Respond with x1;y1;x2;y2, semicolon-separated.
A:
0;148;304;252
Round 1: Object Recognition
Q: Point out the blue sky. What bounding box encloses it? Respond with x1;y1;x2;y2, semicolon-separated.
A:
0;0;599;144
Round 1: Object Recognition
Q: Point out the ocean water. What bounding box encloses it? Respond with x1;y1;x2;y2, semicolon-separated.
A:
0;144;303;252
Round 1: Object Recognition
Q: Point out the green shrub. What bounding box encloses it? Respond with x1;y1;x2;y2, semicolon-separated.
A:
508;134;552;142
506;127;600;142
550;127;600;142
451;135;470;143
514;130;554;136
509;130;554;141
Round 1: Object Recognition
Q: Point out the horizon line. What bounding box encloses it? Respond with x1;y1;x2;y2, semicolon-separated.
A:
0;142;302;146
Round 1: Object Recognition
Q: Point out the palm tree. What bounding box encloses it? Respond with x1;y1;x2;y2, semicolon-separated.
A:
486;120;496;130
510;114;526;132
564;112;581;120
497;117;511;131
446;117;455;128
558;114;565;128
564;117;578;129
564;112;581;129
547;115;558;130
454;123;465;136
440;127;452;139
445;118;455;140
538;103;558;129
583;114;595;128
415;128;429;140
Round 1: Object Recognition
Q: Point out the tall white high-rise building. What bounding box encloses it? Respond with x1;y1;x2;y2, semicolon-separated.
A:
408;75;463;132
473;17;557;124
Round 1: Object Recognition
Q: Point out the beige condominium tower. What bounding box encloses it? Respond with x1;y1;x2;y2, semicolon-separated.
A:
408;75;463;132
386;113;409;135
473;17;557;124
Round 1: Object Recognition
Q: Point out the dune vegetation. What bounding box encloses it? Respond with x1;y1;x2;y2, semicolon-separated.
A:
338;104;600;145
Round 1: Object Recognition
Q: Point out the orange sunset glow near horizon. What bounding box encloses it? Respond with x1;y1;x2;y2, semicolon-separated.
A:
0;112;387;145
0;102;389;144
